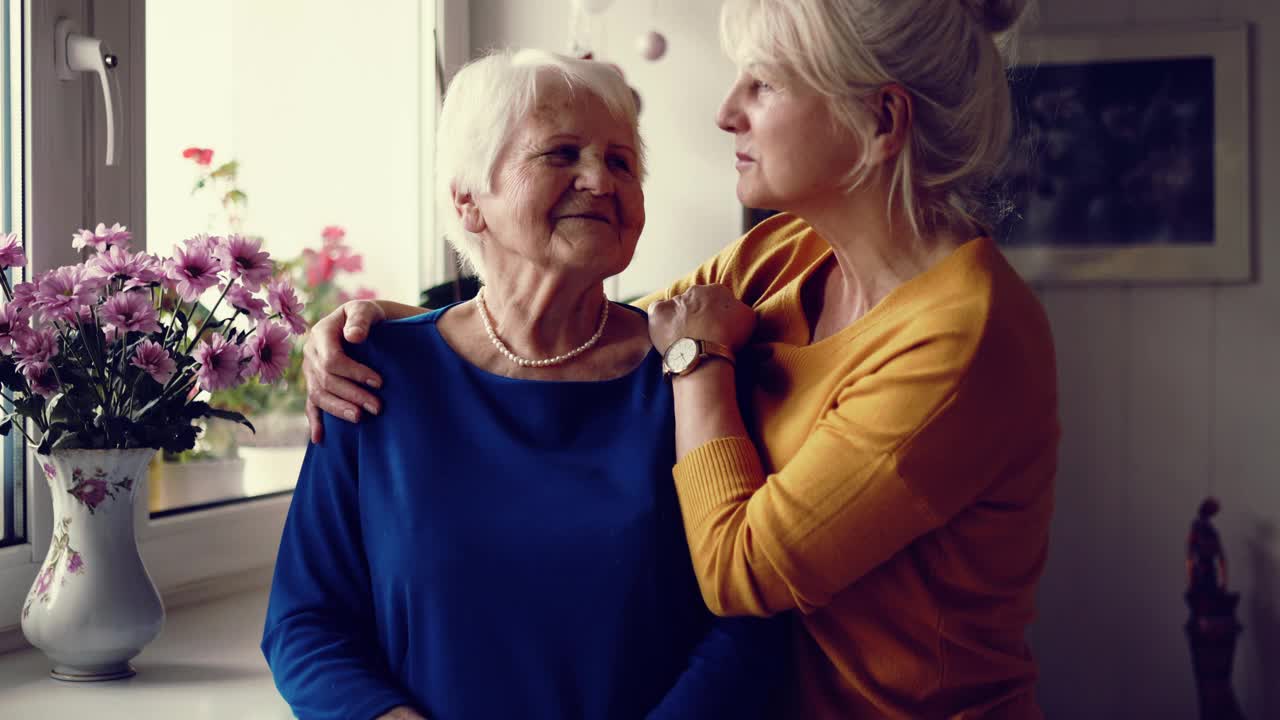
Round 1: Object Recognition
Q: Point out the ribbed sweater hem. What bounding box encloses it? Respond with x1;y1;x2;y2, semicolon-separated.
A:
673;436;767;529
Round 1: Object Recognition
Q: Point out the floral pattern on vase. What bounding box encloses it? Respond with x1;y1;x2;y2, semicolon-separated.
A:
65;466;136;514
22;517;85;620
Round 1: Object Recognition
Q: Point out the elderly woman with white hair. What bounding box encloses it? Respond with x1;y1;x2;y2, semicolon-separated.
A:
260;49;785;720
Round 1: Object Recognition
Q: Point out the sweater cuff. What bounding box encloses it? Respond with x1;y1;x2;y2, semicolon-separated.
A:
673;436;767;529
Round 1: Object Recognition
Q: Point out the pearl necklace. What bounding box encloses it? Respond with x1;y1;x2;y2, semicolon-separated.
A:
475;286;609;368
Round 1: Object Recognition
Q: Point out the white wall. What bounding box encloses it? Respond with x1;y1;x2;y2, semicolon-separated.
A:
471;1;1280;718
1026;1;1280;718
146;0;424;305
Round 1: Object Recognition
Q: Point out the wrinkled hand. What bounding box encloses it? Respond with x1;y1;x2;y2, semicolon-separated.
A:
647;284;756;355
303;300;388;443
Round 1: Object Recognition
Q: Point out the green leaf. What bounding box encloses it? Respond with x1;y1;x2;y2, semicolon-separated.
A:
223;189;247;206
147;422;200;454
133;386;188;422
210;160;239;179
37;421;75;455
200;407;255;434
0;418;11;437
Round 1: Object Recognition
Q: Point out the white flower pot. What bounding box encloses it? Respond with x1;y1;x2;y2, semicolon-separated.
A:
150;456;246;512
21;448;165;682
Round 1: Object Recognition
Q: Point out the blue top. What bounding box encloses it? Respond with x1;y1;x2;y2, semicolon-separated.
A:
262;305;785;720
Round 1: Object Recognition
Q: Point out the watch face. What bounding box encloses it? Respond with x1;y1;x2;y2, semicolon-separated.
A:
665;337;699;373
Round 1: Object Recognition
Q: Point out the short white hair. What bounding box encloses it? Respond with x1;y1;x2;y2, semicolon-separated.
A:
720;0;1029;238
436;48;646;280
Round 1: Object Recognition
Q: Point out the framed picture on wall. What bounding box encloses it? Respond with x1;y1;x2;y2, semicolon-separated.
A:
996;23;1252;285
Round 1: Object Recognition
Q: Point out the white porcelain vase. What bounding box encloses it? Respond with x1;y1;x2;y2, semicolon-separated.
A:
20;448;165;681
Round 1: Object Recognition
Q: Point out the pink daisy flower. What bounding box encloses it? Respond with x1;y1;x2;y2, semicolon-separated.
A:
100;291;162;336
0;232;26;269
88;246;165;289
223;283;268;321
32;266;105;323
71;223;130;253
94;223;132;250
14;327;59;368
71;228;102;252
8;278;38;316
21;360;59;398
267;278;307;335
192;333;244;392
244;322;292;384
131;339;177;384
0;304;31;354
165;243;222;302
214;235;273;291
182;234;216;253
321;225;346;243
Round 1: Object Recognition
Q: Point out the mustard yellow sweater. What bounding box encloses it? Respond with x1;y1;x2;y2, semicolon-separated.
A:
641;214;1059;719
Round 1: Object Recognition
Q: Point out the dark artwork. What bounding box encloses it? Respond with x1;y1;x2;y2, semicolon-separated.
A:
1185;498;1247;720
997;57;1216;248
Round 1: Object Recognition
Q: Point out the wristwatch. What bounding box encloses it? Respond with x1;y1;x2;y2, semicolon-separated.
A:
661;337;735;377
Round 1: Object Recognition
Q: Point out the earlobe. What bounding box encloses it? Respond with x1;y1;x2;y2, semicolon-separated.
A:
452;187;487;234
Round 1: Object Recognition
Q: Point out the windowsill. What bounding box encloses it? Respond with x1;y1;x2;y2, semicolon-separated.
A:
148;446;304;517
0;588;292;718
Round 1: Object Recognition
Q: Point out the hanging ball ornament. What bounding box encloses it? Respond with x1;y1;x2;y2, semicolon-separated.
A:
573;0;617;15
636;30;667;61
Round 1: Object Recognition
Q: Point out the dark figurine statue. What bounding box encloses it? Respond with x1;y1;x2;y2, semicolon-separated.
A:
1184;497;1245;720
1187;498;1229;605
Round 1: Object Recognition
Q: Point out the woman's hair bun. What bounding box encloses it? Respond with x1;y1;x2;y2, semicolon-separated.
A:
959;0;1029;34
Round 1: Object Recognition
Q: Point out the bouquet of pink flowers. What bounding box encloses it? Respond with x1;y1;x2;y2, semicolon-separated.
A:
0;223;306;454
179;147;373;425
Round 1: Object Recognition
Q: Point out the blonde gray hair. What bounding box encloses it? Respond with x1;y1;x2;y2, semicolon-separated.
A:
720;0;1029;238
436;49;646;280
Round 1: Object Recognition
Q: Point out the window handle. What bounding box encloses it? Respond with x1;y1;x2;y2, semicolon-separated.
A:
54;18;119;166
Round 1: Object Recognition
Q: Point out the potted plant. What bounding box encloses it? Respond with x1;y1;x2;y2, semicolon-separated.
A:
159;149;373;493
0;224;304;681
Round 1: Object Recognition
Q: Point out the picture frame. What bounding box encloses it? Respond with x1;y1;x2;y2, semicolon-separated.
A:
996;24;1252;285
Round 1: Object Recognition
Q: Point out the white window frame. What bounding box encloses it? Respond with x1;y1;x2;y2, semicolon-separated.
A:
0;0;22;553
0;0;464;650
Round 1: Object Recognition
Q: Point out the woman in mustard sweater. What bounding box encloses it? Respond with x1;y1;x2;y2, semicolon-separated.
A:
302;0;1058;717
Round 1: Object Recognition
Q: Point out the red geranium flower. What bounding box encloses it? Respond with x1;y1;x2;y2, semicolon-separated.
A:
182;147;214;166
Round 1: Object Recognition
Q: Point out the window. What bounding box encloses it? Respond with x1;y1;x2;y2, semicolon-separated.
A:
144;0;432;517
1;0;458;634
0;0;21;550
